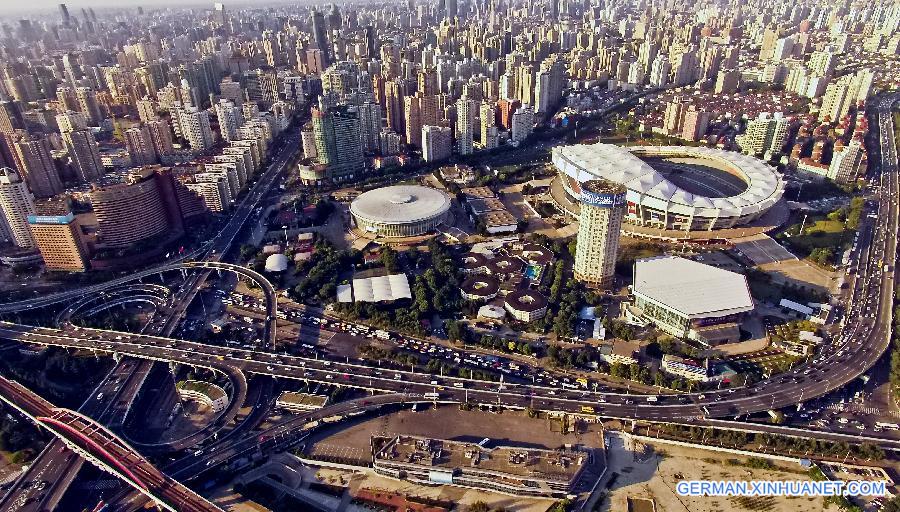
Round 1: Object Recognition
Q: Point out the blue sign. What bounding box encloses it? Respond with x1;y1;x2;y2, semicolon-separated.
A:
580;190;625;208
27;213;74;225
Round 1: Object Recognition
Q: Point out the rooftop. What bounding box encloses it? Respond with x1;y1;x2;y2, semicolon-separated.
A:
632;256;754;319
350;185;451;224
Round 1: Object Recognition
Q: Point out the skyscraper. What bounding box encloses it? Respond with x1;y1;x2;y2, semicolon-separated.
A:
90;168;172;248
422;125;452;162
0;167;37;248
147;119;175;163
573;179;626;289
63;129;103;182
75;87;103;126
311;11;331;66
28;204;91;272
312;106;365;181
13;135;63;198
125;125;158;166
455;98;475;155
510;106;533;144
214;100;244;143
179;107;214;152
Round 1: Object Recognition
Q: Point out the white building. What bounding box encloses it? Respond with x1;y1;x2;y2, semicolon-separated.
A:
178;107;214;151
0;168;36;248
423;125;452;162
510;106;533;144
456;98;475;155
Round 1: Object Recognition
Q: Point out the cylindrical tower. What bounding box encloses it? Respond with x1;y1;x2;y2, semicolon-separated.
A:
574;179;626;289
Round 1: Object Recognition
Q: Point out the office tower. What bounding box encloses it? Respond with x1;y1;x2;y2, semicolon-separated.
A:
828;139;867;184
736;113;789;157
680;107;710;142
671;48;699;86
422;125;452;162
125;125;158;166
446;0;458;19
573;179;626;289
455;98;475;155
147;120;175;162
0;168;37;248
480;102;498;150
179;107;214;151
13;135;63;198
214;100;243;143
510;106;533;144
311;11;331;66
312;106;365;181
63;129;103;182
356;102;383;153
90;168;171;248
212;2;226;24
76;87;103;126
28;205;90;272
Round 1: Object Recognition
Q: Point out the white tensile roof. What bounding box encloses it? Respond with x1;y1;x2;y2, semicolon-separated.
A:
336;284;353;303
352;274;412;302
264;253;289;272
632;256;754;319
552;143;784;218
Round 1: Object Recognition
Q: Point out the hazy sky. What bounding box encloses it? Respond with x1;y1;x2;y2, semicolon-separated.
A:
0;0;309;17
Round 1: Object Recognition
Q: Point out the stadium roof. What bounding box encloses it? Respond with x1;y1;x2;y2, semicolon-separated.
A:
349;185;451;224
352;274;412;302
553;143;784;218
632;256;754;319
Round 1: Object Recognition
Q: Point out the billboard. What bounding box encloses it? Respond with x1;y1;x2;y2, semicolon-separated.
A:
27;213;74;225
580;190;625;208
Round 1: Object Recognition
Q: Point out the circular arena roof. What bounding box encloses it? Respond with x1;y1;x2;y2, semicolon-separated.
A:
552;143;784;218
350;185;451;225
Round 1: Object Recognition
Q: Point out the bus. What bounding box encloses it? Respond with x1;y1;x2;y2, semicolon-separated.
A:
424;392;440;400
875;422;899;431
580;405;595;414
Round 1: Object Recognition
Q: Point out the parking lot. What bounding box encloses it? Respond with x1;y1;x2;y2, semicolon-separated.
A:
733;234;798;265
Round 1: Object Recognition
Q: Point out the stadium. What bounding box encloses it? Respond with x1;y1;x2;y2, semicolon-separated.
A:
551;143;785;234
349;185;451;238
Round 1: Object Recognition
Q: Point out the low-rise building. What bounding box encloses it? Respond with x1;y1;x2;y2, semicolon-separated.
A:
661;354;709;382
373;435;589;498
176;380;229;413
276;391;329;413
504;289;548;322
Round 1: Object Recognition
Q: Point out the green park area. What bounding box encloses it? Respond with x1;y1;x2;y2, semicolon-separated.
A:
778;197;864;268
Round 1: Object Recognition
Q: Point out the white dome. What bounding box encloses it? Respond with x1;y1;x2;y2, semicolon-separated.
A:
264;253;289;272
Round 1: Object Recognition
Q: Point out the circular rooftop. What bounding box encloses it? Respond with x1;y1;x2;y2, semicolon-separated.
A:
350;185;451;225
264;253;289;272
553;143;784;219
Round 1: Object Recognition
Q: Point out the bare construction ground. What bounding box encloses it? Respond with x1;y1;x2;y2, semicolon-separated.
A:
597;432;829;512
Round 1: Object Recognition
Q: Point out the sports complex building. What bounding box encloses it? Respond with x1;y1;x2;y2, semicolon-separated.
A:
629;256;754;346
551;143;785;234
349;185;451;238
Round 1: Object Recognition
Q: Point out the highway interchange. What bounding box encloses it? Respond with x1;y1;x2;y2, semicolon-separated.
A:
0;97;897;509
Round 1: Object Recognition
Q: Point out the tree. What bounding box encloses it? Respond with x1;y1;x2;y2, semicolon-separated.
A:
468;502;490;512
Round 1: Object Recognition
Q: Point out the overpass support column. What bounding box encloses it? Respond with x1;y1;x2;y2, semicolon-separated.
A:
112;352;122;363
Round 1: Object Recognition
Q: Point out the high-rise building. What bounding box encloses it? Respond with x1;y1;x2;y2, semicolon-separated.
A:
714;69;740;94
404;95;423;147
90;168;172;248
663;98;686;135
455;98;475;155
355;102;383;153
63;129;103;182
735;113;789;157
125;125;158;166
56;111;87;133
383;79;405;135
819;69;874;123
498;99;520;130
13;135;63;198
511;106;533;144
680;107;710;142
28;205;90;272
214;100;244;143
312;106;365;181
311;11;331;66
828;139;867;184
179;107;214;151
480;102;498;150
76;87;103;126
422;125;452;162
649;55;671;88
0;167;36;248
147;119;175;163
573;179;626;289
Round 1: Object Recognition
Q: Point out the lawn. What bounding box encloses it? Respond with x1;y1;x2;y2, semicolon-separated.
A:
778;215;850;266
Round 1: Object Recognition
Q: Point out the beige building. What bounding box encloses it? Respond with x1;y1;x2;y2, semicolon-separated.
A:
90;168;171;248
28;210;90;272
573;179;626;289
